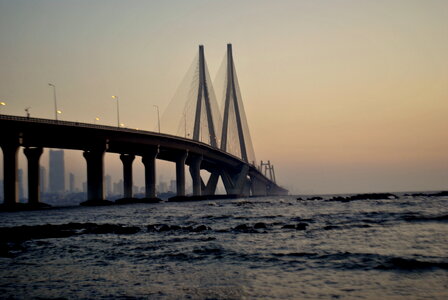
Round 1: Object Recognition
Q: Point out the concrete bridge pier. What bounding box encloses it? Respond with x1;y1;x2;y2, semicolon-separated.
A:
120;154;135;198
83;147;105;201
176;151;188;197
221;164;250;196
23;147;43;204
202;173;219;196
142;148;158;198
250;175;267;196
189;155;203;196
1;138;20;205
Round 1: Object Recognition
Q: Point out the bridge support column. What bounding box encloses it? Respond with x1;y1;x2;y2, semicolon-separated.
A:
1;139;20;205
221;164;250;196
189;155;203;197
83;148;105;201
203;173;219;196
120;154;135;198
24;147;43;204
142;148;158;198
250;175;267;197
175;151;188;197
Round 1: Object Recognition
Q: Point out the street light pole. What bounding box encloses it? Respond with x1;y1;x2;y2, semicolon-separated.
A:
0;101;6;113
112;96;120;127
154;105;160;133
48;83;58;120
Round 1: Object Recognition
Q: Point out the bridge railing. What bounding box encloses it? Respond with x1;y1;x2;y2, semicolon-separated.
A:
0;113;257;164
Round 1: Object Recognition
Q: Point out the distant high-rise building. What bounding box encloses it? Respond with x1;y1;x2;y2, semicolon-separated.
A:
169;180;176;193
49;150;65;193
105;175;112;197
113;179;123;196
18;168;24;201
40;166;47;194
158;181;168;193
69;173;75;193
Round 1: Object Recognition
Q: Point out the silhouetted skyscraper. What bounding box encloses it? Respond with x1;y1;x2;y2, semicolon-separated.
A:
170;180;176;193
49;150;65;193
105;175;112;197
69;173;75;193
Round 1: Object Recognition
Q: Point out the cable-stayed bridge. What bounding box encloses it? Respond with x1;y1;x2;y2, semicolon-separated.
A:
0;44;288;206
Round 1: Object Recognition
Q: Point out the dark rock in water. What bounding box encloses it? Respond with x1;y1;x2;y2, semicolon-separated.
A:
116;197;162;204
296;197;303;201
432;191;448;197
182;225;194;231
158;224;171;232
0;224;78;242
168;196;191;202
114;197;140;204
296;223;308;230
0;223;141;244
254;222;267;229
329;193;399;202
349;193;398;200
234;224;250;231
329;196;349;202
139;197;162;203
80;199;114;206
170;225;182;231
0;202;52;212
307;196;323;200
324;225;339;230
411;191;448;197
147;224;157;231
282;223;308;230
282;224;296;229
83;224;140;235
193;225;209;232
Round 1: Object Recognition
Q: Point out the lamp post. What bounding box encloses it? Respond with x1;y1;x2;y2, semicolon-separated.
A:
112;96;120;127
154;105;160;133
0;101;5;113
48;83;58;120
94;117;100;124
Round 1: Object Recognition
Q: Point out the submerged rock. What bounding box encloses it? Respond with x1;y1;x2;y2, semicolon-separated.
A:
282;223;309;230
254;222;267;229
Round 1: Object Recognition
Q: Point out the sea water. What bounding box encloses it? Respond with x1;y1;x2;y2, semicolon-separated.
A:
1;194;447;299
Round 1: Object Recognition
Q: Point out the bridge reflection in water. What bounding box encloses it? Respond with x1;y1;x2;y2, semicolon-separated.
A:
0;44;287;206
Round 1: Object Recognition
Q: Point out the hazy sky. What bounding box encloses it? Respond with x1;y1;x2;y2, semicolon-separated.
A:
1;0;447;194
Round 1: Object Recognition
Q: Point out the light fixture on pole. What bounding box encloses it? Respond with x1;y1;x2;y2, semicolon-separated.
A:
154;105;160;133
94;117;100;124
0;101;6;113
112;96;120;127
48;83;58;120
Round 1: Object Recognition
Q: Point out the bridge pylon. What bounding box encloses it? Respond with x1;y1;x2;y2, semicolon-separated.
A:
193;45;218;147
220;44;255;164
